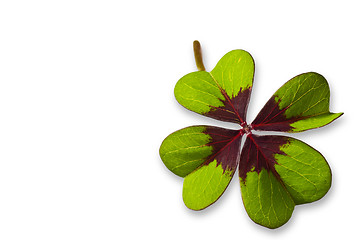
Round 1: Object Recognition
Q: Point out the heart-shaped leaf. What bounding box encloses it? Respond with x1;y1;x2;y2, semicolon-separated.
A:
251;72;343;132
174;50;254;124
239;134;331;228
160;125;243;209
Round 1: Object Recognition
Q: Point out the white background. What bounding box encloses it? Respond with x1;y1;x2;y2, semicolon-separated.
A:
0;0;358;239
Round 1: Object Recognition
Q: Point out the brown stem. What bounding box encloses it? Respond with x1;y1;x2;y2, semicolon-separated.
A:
193;40;206;71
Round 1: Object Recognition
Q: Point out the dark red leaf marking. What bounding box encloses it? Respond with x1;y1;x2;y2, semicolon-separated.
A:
251;96;294;132
239;134;289;183
202;126;243;172
205;87;252;125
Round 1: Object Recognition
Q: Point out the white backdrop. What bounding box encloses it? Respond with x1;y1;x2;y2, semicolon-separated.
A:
0;1;357;239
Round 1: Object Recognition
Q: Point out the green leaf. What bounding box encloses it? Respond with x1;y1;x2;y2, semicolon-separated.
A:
239;134;332;228
252;72;343;132
174;50;255;124
183;159;234;210
159;125;243;210
160;125;241;178
211;50;254;98
240;170;295;229
274;137;331;204
160;126;212;177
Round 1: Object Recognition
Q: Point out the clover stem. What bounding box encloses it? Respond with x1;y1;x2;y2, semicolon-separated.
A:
193;40;206;71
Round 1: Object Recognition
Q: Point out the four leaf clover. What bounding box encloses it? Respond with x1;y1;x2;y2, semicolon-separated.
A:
159;41;343;228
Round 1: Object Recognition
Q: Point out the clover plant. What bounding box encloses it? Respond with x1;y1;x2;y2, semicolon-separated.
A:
159;41;343;228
